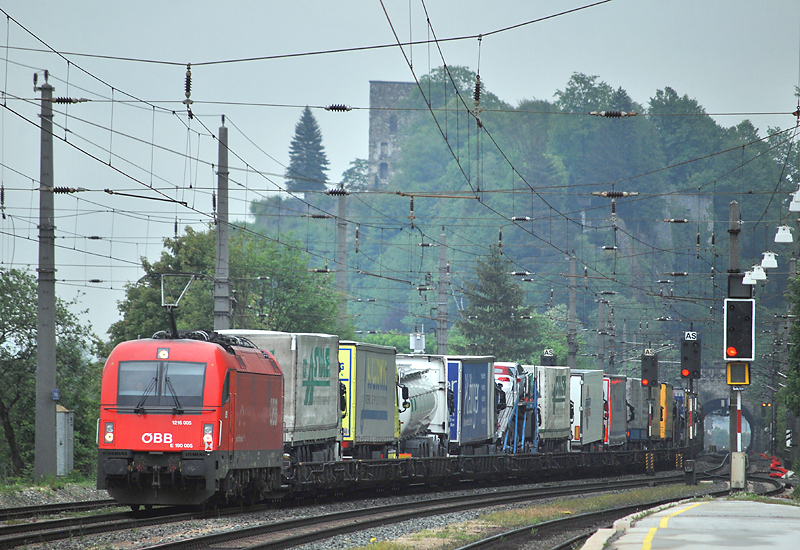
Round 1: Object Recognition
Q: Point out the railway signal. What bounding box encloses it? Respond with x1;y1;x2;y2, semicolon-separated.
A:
723;298;755;361
680;332;702;379
540;349;557;366
641;352;658;387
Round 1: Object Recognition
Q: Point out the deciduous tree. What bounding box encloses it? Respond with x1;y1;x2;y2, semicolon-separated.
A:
108;227;349;347
0;269;101;477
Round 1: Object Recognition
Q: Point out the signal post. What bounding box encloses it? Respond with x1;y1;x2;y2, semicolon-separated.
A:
680;330;701;451
641;349;657;476
725;200;752;489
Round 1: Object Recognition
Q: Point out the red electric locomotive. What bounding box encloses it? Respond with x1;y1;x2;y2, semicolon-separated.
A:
97;332;284;508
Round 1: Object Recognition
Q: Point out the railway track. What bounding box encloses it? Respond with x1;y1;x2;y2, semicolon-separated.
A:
134;475;692;550
0;475;685;549
449;473;786;550
0;506;190;550
0;498;117;522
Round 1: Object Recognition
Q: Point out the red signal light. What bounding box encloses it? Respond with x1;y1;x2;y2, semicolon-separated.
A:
726;346;738;357
681;368;690;377
642;379;649;386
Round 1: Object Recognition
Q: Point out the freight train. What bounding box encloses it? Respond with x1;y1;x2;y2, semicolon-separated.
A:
97;330;701;509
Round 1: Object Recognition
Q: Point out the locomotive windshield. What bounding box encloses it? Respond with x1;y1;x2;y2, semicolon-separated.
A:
117;361;206;413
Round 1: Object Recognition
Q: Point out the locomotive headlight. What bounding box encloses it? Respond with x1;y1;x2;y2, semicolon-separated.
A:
104;422;114;444
203;423;214;445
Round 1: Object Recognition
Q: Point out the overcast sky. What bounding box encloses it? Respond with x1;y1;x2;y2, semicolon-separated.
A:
1;1;798;338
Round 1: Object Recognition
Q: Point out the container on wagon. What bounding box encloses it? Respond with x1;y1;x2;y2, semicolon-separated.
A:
339;341;399;459
396;354;449;457
446;356;496;454
626;377;648;446
603;374;627;448
652;382;675;442
220;330;341;462
569;369;604;451
522;365;570;452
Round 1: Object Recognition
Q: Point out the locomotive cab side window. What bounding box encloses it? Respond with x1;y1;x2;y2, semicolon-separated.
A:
221;370;231;405
117;360;206;412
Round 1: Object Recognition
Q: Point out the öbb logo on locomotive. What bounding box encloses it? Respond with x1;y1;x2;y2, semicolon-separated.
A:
141;432;173;444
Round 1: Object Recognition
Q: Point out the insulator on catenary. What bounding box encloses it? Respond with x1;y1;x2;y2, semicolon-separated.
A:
473;75;481;106
593;190;638;198
325;104;352;112
52;97;89;104
590;110;637;118
664;218;689;223
326;187;350;196
184;64;192;100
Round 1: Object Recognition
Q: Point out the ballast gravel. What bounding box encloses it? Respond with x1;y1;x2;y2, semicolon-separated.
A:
0;463;725;550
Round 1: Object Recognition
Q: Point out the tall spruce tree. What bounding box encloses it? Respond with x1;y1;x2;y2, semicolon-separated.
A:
285;106;329;193
452;246;545;361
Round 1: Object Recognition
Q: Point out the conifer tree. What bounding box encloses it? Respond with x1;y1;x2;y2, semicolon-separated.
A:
284;106;329;193
452;246;544;361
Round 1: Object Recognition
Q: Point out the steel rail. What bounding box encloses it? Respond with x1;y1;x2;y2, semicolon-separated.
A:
0;498;117;522
137;475;688;550
452;474;784;550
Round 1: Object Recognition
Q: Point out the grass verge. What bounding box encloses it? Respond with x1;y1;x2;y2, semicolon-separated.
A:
349;483;710;550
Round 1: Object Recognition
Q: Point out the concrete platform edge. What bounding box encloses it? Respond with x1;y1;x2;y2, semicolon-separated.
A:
580;498;699;550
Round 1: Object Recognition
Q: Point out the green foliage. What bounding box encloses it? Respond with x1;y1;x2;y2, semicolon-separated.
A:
107;226;349;347
285;106;329;193
554;73;615;113
451;247;562;362
785;276;800;416
244;67;792;358
359;330;436;354
341;158;369;189
0;269;102;478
